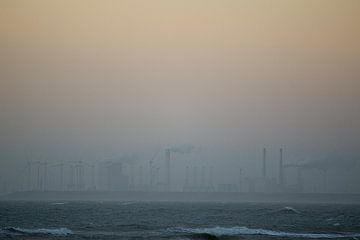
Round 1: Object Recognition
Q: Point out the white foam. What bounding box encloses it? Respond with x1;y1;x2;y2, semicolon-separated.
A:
121;201;136;205
176;226;360;239
282;206;301;214
7;227;73;236
51;202;66;205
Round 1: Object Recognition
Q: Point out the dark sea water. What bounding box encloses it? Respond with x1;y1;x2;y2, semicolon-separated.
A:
0;201;360;240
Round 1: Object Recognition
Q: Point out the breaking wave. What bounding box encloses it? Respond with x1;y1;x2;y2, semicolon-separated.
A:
174;226;360;239
3;227;73;236
273;206;301;214
51;202;66;205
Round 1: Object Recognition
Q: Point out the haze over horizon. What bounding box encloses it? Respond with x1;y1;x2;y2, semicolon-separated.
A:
0;0;359;194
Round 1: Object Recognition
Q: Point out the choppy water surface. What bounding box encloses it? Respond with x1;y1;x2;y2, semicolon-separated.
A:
0;201;359;239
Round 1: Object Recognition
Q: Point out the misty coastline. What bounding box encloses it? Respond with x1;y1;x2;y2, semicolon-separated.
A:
2;191;360;204
1;1;360;240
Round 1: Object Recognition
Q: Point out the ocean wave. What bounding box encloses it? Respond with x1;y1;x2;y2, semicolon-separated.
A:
273;206;301;214
51;202;66;205
174;226;360;239
120;201;137;205
4;227;73;236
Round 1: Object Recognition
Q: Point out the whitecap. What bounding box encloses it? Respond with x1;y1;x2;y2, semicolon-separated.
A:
120;201;136;205
51;202;66;205
275;206;301;214
5;227;73;236
174;226;360;239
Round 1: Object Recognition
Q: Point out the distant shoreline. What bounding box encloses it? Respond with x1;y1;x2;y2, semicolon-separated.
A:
1;191;360;204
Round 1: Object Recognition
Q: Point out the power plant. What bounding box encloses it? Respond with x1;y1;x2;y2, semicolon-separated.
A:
6;146;358;195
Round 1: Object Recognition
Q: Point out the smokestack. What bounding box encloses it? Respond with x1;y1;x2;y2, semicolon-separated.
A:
323;169;328;193
279;148;284;186
76;161;80;190
209;166;213;189
201;166;205;187
37;162;41;190
165;148;171;191
76;163;79;190
75;161;85;191
149;161;154;190
155;167;160;191
262;148;266;178
238;167;242;192
297;167;303;193
43;160;47;191
60;160;64;191
139;165;143;186
27;161;31;191
185;166;189;187
91;163;95;190
130;164;134;188
68;165;75;190
193;166;198;187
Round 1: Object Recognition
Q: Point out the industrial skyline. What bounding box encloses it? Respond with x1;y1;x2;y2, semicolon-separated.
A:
2;146;358;195
1;3;360;240
1;1;360;199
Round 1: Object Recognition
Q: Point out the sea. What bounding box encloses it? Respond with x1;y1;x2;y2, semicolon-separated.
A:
0;201;360;240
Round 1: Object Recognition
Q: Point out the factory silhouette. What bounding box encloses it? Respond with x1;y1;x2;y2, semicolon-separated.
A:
19;146;358;196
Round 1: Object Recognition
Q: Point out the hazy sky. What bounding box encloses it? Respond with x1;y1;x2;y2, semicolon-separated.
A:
1;0;360;172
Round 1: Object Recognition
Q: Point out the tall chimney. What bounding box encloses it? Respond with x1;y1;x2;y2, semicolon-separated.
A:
91;163;95;190
27;161;31;191
201;166;205;187
37;162;41;190
149;161;154;190
238;167;242;192
165;148;171;191
279;148;284;186
185;166;189;188
60;160;64;191
193;166;198;187
209;166;214;190
139;165;143;186
262;148;267;178
43;160;48;191
155;167;160;191
296;167;303;193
